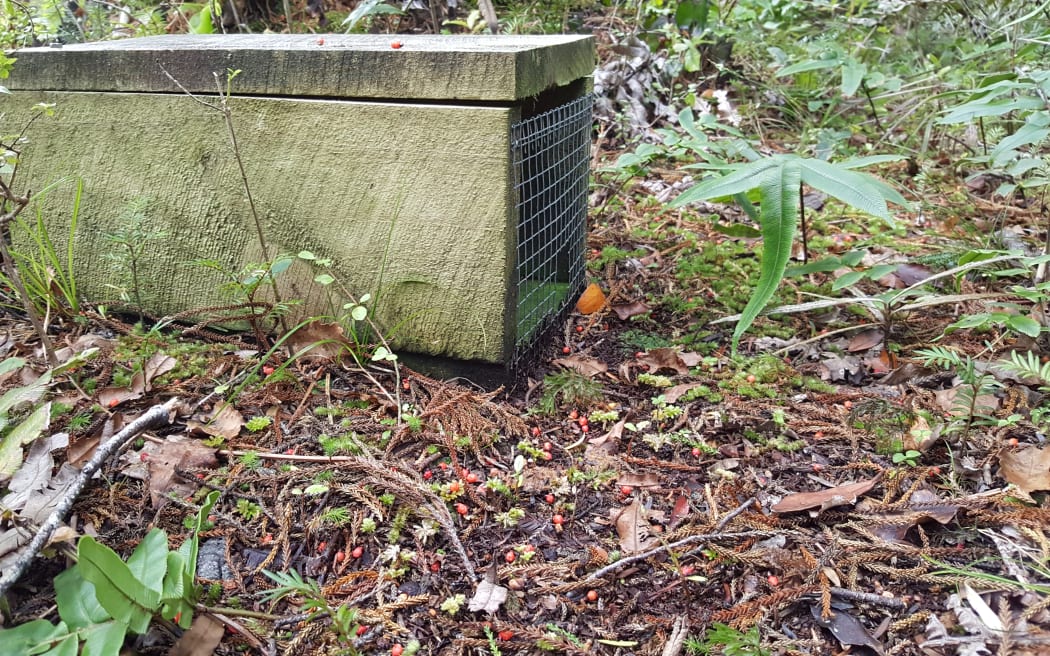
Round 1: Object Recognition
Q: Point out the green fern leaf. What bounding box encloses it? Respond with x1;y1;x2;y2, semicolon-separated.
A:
797;158;898;219
670;158;780;207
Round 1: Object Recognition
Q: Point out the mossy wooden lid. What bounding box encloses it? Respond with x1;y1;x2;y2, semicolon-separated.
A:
7;34;595;102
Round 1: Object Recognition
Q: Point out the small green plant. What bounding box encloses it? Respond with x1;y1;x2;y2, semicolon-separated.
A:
102;197;168;310
0;492;218;655
916;345;1002;436
686;622;768;656
669;152;910;353
535;370;604;416
260;568;362;654
892;449;922;466
244;416;272;432
0;358;51;478
235;498;261;521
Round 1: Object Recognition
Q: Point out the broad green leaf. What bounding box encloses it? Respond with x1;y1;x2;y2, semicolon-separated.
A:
127;529;170;595
80;620;126;656
939;96;1044;124
297;250;316;260
0;356;25;377
0;619;69;654
55;567;111;629
674;0;710;30
1007;315;1042;338
832;270;867;290
732;159;802;352
837;155;906;169
840;59;866;97
0;401;51;478
351;305;368;321
314;273;335;286
0;371;50;414
670;158;780;207
683;43;701;72
797;158;896;219
77;537;160;635
868;264;900;280
777;58;841;76
161;551;193;628
991;121;1050;166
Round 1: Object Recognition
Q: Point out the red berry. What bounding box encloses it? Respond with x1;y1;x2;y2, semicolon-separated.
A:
351;546;364;558
455;503;469;515
523;544;535;553
562;346;571;354
812;463;823;472
262;365;275;376
262;534;273;544
746;374;756;383
390;41;403;49
317;38;325;45
505;550;516;563
843;400;853;409
423;470;433;480
620;485;632;495
335;551;345;562
317;541;327;553
569;410;579;420
576;325;584;333
109;399;120;408
691;447;701;457
448;481;461;493
635;351;644;358
579;417;588;427
545;494;555;504
430;561;441;572
356;625;368;636
498;629;514;641
581;425;589;433
391;644;404;656
466;472;479;484
768;574;780;587
439;462;448;470
542;451;553;460
586;589;598;602
285;448;295;455
552;514;564;525
531;426;541;437
680;565;695;576
139;452;148;462
542;441;553;451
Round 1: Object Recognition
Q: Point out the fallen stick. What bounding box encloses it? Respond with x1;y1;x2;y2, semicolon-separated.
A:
0;398;180;597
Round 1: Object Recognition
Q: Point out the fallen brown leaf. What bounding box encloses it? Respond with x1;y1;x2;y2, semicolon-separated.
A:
552;354;608;378
639;348;689;375
772;477;880;514
999;445;1050;495
187;404;244;440
286;320;352;360
847;328;884;352
613;500;656;553
611;301;650;320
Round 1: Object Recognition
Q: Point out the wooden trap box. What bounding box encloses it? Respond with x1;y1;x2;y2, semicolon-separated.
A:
4;34;594;367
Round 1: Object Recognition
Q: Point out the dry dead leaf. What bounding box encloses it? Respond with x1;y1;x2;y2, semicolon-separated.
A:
610;301;650;320
122;435;218;507
638;348;689;375
286;321;353;360
616;472;660;488
847;328;884;352
169;614;226;656
97;385;143;409
576;283;607;315
999;446;1050;495
187;404;244;440
67;414;124;468
468;579;508;614
772;477;880;514
663;382;705;403
668;494;690;529
613;500;656;553
552;354;608;378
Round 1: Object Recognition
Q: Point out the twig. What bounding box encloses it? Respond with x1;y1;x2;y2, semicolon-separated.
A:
661;616;689;656
584;497;759;583
0;398;180;597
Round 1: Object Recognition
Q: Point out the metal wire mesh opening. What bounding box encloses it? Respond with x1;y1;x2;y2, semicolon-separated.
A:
511;94;592;367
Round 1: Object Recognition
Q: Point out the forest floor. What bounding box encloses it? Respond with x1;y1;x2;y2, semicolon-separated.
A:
3;140;1050;656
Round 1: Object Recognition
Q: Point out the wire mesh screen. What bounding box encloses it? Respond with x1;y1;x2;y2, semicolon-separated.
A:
511;95;592;367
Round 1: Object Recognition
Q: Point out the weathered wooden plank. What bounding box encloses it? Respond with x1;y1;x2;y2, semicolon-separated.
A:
5;90;517;362
7;34;595;102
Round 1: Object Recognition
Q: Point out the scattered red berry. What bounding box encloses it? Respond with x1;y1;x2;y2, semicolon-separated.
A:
562;346;571;354
335;551;345;562
746;374;756;383
439;461;448;470
542;441;553;451
391;644;404;656
1008;437;1019;447
691;447;702;457
262;534;273;544
423;470;433;480
531;426;541;437
317;541;327;553
545;494;555;504
569;410;579;420
262;365;275;376
285;448;295;455
620;485;632;496
523;544;535;553
680;565;695;576
139;452;148;462
390;41;403;49
317;38;325;45
814;431;824;439
843;400;853;410
498;629;514;641
430;561;441;572
579;417;588;427
812;463;823;472
581;425;589;433
402;380;410;390
586;589;598;602
466;472;480;484
635;351;644;358
542;451;553;460
552;514;564;526
108;398;120;408
455;503;469;515
505;550;516;563
576;325;584;333
448;481;461;493
195;473;205;480
767;574;780;587
356;625;368;637
351;546;364;559
929;466;942;476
